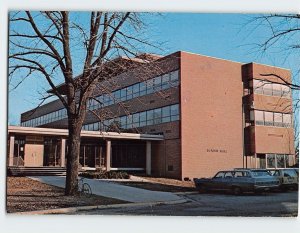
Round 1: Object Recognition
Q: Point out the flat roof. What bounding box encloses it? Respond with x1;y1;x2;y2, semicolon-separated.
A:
8;126;164;141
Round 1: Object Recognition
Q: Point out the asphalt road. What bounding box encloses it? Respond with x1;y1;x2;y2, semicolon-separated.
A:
75;191;298;216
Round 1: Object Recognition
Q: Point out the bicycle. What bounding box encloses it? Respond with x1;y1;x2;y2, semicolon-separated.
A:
77;177;92;197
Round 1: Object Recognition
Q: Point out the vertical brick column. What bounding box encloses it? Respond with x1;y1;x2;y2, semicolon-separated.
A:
106;140;111;171
60;138;66;167
146;141;151;175
9;135;15;166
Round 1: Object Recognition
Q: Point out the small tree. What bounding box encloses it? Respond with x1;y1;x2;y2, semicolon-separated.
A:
9;11;164;195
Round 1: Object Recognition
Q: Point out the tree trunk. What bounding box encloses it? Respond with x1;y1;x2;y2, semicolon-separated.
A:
65;119;81;195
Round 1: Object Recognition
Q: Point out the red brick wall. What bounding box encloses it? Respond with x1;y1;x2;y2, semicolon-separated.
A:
151;138;181;178
180;52;244;179
254;126;294;154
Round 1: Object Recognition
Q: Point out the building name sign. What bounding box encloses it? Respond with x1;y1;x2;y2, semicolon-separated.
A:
207;148;227;153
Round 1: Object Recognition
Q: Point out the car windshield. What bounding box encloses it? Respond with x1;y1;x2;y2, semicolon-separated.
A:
251;171;271;177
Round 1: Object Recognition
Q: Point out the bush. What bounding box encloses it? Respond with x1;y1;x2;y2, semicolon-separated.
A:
80;170;130;179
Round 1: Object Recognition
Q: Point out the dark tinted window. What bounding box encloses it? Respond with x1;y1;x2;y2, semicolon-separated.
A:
214;172;225;178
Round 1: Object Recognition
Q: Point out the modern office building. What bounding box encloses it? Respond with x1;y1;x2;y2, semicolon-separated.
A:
7;51;295;180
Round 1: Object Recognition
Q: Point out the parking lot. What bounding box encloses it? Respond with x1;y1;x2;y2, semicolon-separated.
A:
75;191;298;216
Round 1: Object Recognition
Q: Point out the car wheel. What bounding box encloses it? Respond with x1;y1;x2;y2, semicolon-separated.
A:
232;186;242;195
280;186;288;192
199;185;208;193
254;190;263;195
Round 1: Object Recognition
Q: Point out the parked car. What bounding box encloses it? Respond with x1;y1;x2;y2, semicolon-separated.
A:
267;168;298;190
293;168;299;176
193;169;279;195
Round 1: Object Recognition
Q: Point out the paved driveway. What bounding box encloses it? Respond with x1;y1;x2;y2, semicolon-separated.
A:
29;176;182;203
74;191;298;216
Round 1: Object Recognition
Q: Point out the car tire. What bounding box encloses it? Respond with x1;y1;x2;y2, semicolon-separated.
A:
199;185;208;193
254;190;263;195
232;186;242;195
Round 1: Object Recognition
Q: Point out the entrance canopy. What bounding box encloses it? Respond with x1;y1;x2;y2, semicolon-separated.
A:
8;126;164;175
8;126;164;141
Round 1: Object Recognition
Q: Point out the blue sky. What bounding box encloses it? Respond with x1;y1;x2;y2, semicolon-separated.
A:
8;13;299;125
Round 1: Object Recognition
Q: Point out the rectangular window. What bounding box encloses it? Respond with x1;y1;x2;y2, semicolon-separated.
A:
274;112;283;127
263;82;273;96
146;79;154;94
264;111;274;126
97;95;103;105
253;79;264;94
87;124;92;131
120;116;126;129
139;82;146;96
282;85;291;98
127;115;133;129
153;108;162;124
283;113;292;127
267;154;276;168
162;105;171;123
114;90;121;103
170;104;179;121
94;122;99;131
170;70;179;86
161;73;170;90
132;113;140;128
126;86;133;100
120;89;127;101
103;120;109;131
104;94;110;106
132;83;140;98
272;83;282;97
254;110;264;125
146;109;154;126
139;112;146;127
277;154;285;168
153;76;162;91
108;94;113;105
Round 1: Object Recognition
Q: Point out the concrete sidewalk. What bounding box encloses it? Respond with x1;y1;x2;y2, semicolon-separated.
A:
29;176;182;203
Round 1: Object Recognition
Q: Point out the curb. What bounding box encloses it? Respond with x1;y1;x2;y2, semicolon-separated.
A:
174;191;199;195
14;199;187;215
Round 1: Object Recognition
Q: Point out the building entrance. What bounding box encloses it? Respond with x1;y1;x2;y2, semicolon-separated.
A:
79;140;105;168
44;137;61;166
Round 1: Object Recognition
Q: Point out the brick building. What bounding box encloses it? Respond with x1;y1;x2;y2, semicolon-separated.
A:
8;51;295;180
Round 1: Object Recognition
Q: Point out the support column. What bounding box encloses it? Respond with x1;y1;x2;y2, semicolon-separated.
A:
106;140;111;171
146;141;151;175
9;135;15;166
60;138;66;167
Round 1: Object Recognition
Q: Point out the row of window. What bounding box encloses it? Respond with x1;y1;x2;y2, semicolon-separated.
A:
82;104;180;131
21;70;179;127
88;70;179;110
265;154;290;169
21;108;67;127
252;79;292;98
250;110;292;127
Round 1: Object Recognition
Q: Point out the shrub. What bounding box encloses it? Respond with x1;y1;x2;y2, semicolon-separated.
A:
80;170;130;179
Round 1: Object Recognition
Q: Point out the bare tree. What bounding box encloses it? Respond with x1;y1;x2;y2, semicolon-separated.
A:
8;11;165;195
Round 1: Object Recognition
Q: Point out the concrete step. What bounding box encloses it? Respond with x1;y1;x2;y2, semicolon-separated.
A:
8;166;66;176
